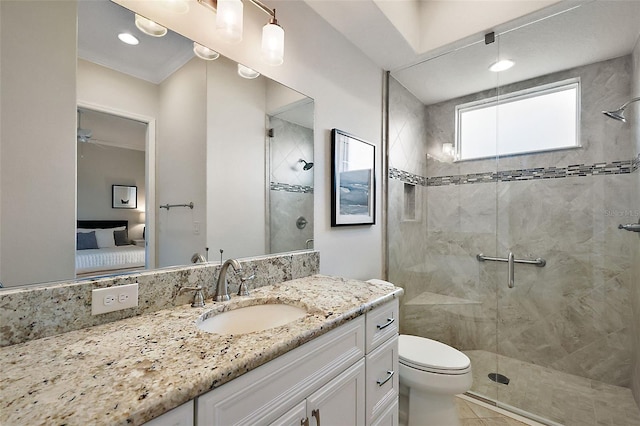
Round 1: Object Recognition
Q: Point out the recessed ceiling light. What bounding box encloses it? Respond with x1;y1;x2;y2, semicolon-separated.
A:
193;42;220;61
237;64;260;79
489;59;515;72
135;14;167;37
118;33;139;45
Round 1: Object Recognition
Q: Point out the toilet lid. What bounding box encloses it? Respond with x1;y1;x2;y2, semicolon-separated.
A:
399;335;471;374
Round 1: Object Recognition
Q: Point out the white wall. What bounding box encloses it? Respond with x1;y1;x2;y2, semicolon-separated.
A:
157;58;207;267
206;57;267;260
116;0;385;279
77;60;159;118
0;1;77;286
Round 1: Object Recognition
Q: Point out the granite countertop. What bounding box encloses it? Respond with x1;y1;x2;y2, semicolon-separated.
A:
0;275;402;425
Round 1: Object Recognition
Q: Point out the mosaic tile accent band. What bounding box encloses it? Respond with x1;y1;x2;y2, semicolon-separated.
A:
390;154;640;187
270;182;314;193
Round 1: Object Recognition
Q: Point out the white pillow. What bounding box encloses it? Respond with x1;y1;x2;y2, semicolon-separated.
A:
77;226;126;248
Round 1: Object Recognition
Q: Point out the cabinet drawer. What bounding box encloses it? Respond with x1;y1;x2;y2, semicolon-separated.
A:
198;316;365;425
369;400;398;426
365;299;399;353
366;335;398;425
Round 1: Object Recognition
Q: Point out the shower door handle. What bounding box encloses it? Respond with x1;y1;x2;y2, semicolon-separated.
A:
507;252;515;288
619;223;640;232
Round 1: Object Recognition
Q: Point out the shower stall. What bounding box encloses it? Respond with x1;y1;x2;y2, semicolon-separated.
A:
386;2;640;425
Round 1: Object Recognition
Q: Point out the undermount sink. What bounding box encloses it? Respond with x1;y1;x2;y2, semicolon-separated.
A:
196;303;308;335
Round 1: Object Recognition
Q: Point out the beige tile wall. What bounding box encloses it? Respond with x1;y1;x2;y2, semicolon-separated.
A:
388;54;637;389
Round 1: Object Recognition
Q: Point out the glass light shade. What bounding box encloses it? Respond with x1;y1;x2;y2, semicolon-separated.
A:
118;33;139;45
193;42;220;61
261;22;284;66
216;0;243;44
237;64;260;79
135;14;167;37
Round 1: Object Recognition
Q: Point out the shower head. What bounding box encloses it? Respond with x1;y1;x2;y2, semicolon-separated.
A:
602;97;640;123
299;159;314;170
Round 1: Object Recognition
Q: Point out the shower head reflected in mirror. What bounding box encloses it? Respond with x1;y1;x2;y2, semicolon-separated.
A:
602;97;640;123
299;159;314;170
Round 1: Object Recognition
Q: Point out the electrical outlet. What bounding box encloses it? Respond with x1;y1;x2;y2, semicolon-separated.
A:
193;221;200;235
92;283;139;315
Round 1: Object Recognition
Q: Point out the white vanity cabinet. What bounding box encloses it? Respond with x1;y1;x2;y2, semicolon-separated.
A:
150;298;399;426
197;317;366;425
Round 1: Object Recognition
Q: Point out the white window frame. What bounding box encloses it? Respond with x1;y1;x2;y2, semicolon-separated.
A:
454;78;581;162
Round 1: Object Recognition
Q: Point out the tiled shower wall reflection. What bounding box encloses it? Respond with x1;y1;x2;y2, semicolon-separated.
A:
631;38;640;408
388;54;639;391
268;116;313;253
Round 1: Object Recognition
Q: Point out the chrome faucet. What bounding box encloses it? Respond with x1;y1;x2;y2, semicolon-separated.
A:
214;258;242;302
179;286;205;308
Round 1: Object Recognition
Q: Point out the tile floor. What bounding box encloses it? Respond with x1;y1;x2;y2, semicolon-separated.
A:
456;395;533;426
464;350;640;426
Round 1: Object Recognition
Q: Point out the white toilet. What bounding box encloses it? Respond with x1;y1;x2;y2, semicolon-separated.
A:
398;334;472;426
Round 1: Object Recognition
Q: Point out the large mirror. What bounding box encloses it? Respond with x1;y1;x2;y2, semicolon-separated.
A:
0;0;314;288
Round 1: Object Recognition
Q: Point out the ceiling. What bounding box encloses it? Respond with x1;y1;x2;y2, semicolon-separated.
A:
80;0;640;106
78;0;194;84
306;0;640;105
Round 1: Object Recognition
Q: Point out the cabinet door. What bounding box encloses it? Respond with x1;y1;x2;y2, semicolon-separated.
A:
307;359;365;426
144;401;193;426
270;401;307;426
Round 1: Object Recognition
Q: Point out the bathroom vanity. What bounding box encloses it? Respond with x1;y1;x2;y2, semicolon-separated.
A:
0;275;402;425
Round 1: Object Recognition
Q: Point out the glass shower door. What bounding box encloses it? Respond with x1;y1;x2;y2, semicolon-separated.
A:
387;34;502;406
492;2;640;424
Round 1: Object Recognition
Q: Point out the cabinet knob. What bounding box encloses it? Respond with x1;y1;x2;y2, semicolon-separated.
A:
301;417;309;426
312;409;321;426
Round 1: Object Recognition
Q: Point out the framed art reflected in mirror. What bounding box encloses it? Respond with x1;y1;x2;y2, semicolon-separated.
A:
331;129;375;226
112;185;137;209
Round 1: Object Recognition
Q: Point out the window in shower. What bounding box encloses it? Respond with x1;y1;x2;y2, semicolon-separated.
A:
455;78;580;161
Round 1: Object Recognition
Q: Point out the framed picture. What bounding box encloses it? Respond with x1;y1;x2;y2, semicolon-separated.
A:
331;129;376;226
112;185;137;209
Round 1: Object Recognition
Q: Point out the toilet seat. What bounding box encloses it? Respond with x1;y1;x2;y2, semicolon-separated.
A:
399;334;471;375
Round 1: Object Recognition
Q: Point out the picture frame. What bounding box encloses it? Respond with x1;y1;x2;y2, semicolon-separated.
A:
112;185;137;209
331;129;376;226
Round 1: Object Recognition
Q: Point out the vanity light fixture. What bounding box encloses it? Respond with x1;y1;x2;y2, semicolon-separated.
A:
193;42;220;60
261;13;284;66
489;59;515;72
135;14;168;37
198;0;285;66
118;33;139;45
216;0;244;43
237;64;260;79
